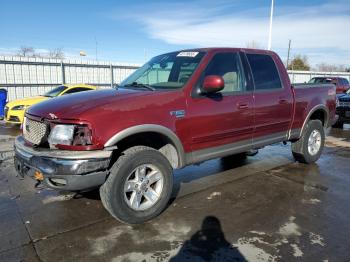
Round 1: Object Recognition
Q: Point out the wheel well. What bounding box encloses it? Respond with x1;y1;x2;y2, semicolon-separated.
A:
110;132;180;169
309;109;326;126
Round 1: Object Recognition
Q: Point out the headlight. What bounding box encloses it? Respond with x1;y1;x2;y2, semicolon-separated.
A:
48;124;92;146
48;125;75;145
12;105;28;110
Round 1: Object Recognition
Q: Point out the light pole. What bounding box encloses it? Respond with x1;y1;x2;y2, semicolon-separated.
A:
268;0;274;50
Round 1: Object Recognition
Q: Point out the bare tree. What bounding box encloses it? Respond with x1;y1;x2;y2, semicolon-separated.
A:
316;63;346;72
17;46;35;57
245;40;262;49
48;48;65;59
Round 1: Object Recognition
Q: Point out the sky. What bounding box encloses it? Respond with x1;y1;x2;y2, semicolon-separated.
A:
0;0;349;67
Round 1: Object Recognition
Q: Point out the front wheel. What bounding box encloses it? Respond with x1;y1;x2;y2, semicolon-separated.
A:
100;146;173;224
291;120;325;164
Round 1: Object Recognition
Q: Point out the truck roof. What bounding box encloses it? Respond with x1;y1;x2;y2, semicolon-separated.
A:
175;47;277;56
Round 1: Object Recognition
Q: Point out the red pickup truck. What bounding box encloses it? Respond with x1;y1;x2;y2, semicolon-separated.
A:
14;48;336;224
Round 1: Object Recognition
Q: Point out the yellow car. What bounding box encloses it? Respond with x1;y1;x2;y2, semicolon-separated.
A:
4;84;97;124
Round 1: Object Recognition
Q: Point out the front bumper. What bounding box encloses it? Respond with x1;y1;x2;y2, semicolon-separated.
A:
14;136;111;191
5;108;24;124
336;107;350;123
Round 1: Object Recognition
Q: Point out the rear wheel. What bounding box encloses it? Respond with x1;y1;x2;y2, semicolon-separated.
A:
100;146;173;224
291;120;325;164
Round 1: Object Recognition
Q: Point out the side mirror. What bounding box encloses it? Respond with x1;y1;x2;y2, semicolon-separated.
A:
202;75;225;94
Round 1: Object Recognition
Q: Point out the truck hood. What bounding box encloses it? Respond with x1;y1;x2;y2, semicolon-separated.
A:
338;93;350;102
26;88;161;121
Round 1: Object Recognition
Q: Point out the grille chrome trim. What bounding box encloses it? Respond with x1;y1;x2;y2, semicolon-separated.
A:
23;117;48;145
339;101;350;107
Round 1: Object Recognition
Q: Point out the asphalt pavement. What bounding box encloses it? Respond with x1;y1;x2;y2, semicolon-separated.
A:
1;121;350;261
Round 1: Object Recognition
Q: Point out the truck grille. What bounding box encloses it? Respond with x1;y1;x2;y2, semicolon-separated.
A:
339;101;350;107
23;117;49;145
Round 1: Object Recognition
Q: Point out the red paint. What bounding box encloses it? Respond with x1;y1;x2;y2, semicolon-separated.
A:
25;48;336;153
202;75;225;93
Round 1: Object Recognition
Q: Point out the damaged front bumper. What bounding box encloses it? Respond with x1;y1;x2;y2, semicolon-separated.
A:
14;136;111;191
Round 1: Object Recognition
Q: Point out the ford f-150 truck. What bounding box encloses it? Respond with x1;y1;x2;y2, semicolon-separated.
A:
14;48;336;224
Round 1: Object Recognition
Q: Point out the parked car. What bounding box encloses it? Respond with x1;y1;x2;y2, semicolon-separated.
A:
4;84;97;124
333;89;350;128
14;48;336;224
308;77;349;94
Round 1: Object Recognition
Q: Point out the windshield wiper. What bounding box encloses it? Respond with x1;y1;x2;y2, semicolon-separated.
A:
124;82;156;91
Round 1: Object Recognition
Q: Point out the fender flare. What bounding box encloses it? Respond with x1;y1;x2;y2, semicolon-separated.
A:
300;104;329;136
104;124;186;168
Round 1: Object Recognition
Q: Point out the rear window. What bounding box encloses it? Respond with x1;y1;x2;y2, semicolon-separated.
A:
246;54;282;90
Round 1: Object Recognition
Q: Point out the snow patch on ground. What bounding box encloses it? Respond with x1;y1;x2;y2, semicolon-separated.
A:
309;232;325;246
42;194;74;204
290;243;303;257
235;237;279;261
89;222;190;257
207;191;221;200
249;231;266;236
90;226;132;256
302;198;321;205
278;216;302;237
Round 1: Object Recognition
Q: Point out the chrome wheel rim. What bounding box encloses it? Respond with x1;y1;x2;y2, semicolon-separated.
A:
123;164;164;211
308;129;321;156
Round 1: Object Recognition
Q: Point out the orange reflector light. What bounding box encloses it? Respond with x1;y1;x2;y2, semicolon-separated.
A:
34;171;44;181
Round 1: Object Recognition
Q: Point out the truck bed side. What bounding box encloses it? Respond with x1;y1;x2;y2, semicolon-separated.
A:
289;83;336;140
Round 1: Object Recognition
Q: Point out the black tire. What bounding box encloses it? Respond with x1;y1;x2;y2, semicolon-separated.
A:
291;120;325;164
332;120;344;129
100;146;173;224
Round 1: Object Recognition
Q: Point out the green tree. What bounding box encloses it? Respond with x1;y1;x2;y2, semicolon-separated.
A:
287;55;310;71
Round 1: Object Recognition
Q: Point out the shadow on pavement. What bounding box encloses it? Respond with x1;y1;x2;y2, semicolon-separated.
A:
170;216;246;262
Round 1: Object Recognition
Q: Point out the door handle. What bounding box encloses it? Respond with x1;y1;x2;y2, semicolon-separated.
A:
237;103;249;109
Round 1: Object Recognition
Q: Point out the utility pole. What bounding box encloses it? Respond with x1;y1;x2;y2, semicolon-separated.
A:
286;39;291;69
268;0;274;50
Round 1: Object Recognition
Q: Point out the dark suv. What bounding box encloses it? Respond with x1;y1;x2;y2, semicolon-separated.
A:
334;89;350;128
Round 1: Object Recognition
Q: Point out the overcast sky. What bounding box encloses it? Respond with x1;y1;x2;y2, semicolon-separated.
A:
0;0;349;67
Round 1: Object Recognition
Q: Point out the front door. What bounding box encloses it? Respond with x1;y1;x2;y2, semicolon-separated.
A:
186;52;254;162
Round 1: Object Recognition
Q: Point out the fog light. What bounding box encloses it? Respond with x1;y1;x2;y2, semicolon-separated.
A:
34;171;44;181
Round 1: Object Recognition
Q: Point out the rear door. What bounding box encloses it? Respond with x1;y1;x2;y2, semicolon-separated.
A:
245;52;293;146
186;52;254;161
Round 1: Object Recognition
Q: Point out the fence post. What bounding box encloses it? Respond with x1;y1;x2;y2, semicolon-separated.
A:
60;61;65;84
110;64;114;88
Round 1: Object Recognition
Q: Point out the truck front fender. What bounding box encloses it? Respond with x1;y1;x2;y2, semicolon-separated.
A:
104;124;186;168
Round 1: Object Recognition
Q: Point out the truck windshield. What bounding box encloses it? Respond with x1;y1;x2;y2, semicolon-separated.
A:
120;51;205;90
43;85;68;97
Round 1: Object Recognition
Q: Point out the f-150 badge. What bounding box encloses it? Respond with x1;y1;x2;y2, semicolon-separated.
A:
170;110;185;118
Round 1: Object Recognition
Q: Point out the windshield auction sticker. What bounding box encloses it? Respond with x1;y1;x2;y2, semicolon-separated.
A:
177;52;199;57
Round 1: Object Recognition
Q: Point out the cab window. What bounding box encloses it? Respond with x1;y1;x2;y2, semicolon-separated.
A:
203;52;245;93
246;54;282;90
